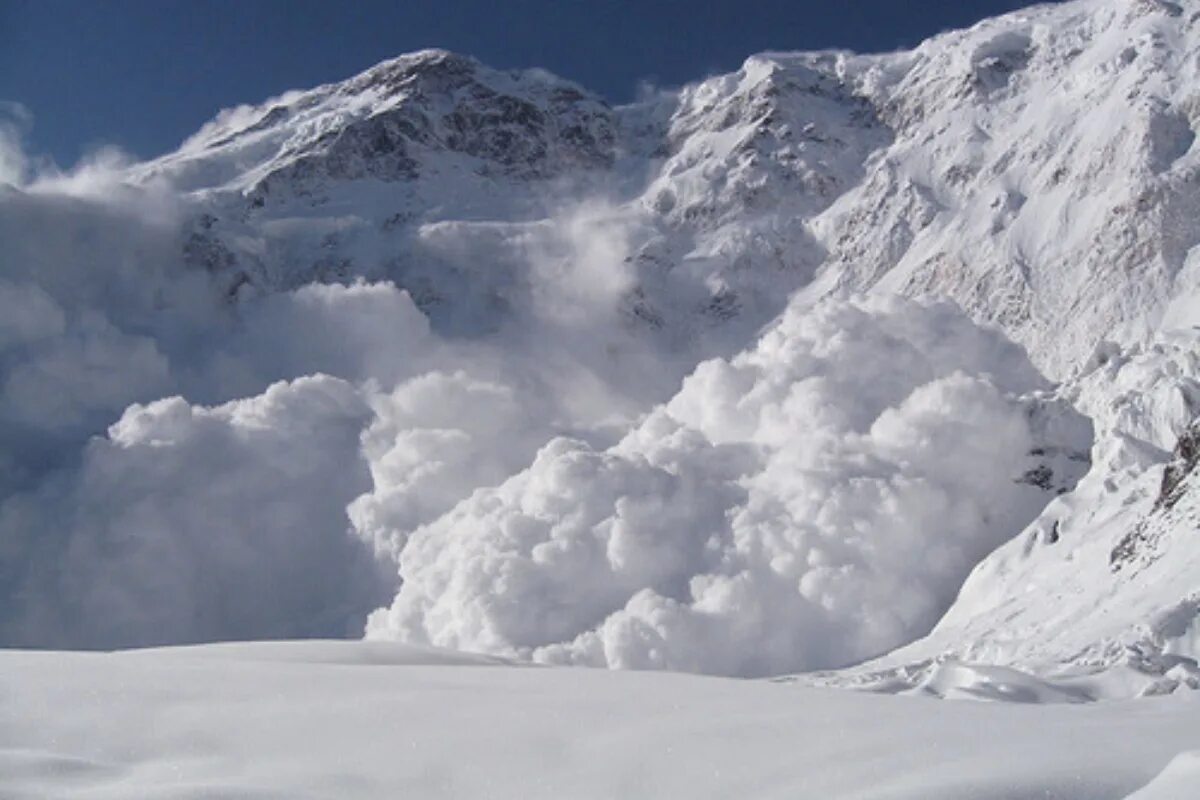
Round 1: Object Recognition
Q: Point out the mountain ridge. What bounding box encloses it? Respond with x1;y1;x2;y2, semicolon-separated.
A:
132;0;1200;380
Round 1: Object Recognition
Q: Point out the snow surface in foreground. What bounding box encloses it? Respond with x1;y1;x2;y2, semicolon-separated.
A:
2;641;1197;799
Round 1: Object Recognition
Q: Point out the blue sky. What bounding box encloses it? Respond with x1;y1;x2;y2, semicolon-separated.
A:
1;0;1048;166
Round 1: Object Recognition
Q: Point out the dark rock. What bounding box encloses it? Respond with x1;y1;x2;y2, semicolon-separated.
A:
1111;418;1199;571
1018;464;1054;491
1157;419;1200;511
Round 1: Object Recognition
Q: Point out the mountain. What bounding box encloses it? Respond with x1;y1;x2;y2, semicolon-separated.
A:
141;46;891;356
141;0;1200;377
1;0;1197;698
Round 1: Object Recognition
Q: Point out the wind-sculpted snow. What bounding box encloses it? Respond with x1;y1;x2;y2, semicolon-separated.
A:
367;297;1090;676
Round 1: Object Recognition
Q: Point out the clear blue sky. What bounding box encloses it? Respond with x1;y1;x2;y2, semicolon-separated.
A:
1;0;1050;166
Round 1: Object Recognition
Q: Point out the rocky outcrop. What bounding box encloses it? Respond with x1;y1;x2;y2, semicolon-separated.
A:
1158;418;1200;510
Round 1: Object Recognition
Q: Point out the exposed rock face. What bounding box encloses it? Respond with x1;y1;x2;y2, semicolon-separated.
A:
188;50;618;195
1110;416;1200;571
1158;418;1200;511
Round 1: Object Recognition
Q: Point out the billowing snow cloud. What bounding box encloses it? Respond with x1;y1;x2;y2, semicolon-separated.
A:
367;297;1092;676
0;161;675;649
0;102;32;187
0;265;559;647
348;370;553;563
0;119;1090;667
0;376;388;648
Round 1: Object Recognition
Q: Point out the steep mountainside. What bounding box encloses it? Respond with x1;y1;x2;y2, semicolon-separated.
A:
142;0;1200;376
143;47;893;353
815;0;1200;378
809;333;1200;699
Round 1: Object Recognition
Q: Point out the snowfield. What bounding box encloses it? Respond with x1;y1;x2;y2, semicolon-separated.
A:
3;641;1199;800
2;0;1200;795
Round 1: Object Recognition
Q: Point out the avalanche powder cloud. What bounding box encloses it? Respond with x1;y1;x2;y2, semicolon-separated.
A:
0;112;1089;669
0;157;686;648
366;297;1091;677
1;376;388;648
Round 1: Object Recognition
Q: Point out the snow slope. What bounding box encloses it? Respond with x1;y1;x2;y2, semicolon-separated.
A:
813;0;1200;377
812;334;1200;700
2;641;1198;800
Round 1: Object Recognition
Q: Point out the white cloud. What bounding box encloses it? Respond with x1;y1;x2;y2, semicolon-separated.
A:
0;157;671;648
0;114;1090;671
0;102;32;187
367;297;1091;677
348;370;552;562
1;311;170;431
0;376;389;648
0;281;65;348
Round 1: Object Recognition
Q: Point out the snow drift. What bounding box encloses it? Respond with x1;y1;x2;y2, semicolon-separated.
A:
4;641;1198;799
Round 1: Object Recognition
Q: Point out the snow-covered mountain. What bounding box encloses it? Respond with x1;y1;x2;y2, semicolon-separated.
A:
139;0;1200;377
144;46;889;354
1;0;1198;701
